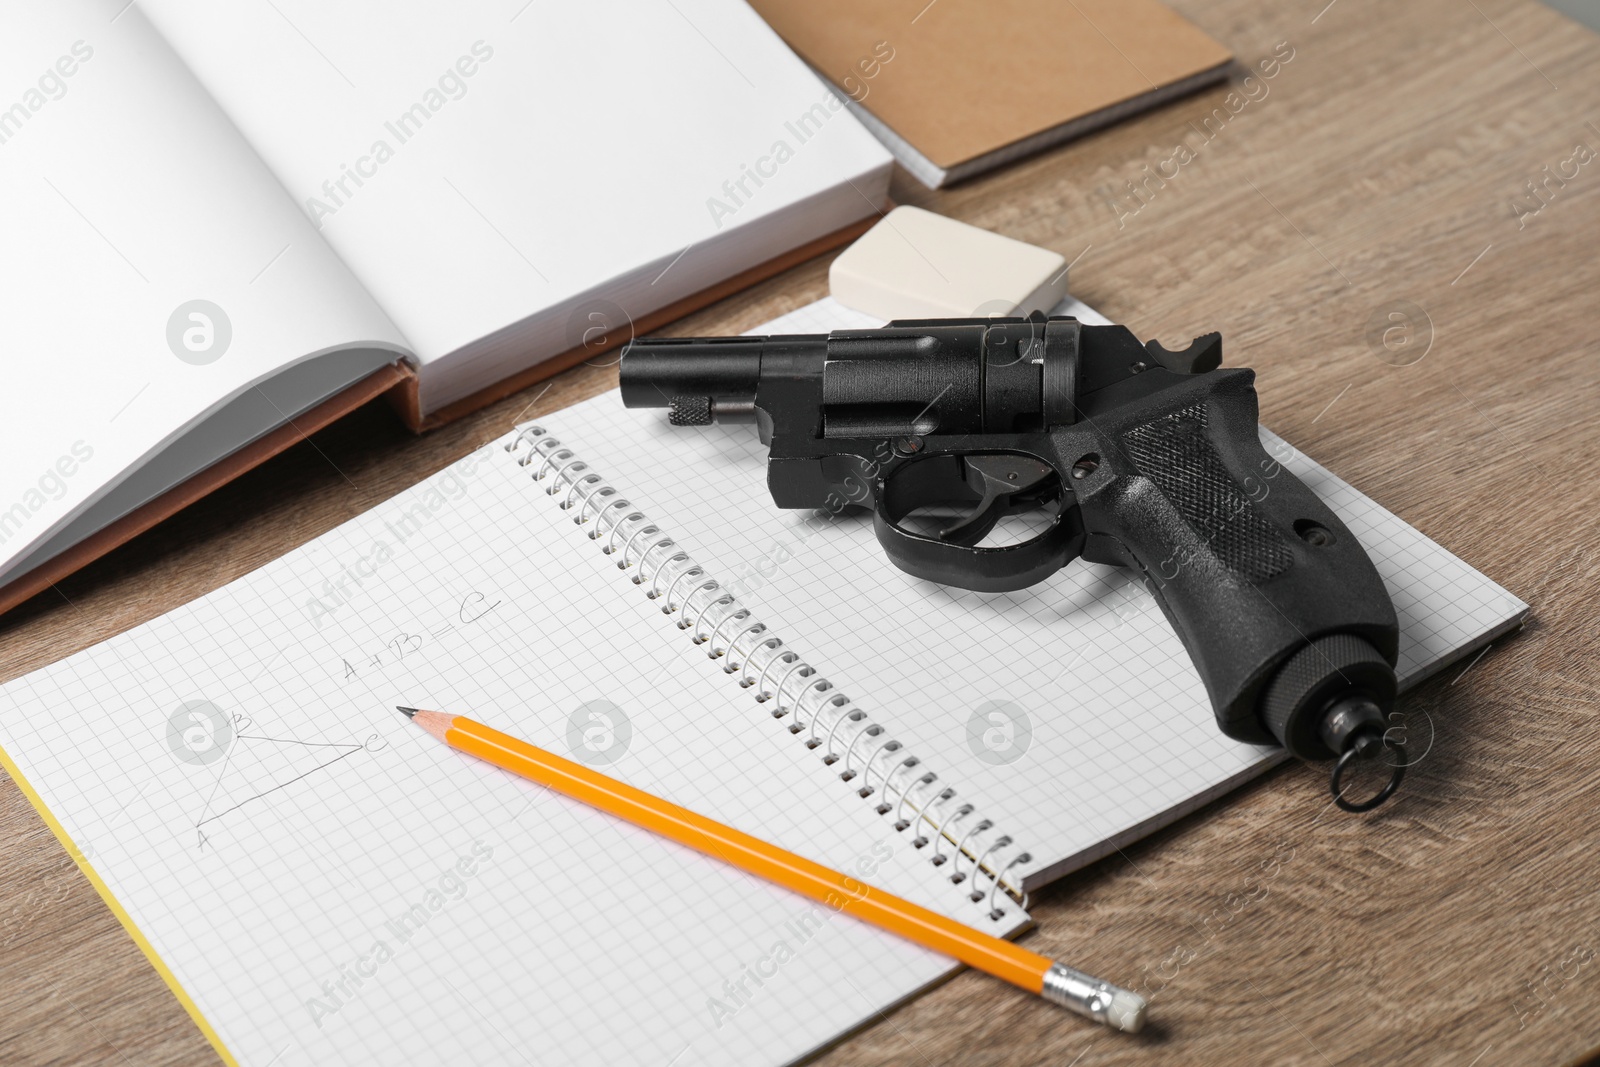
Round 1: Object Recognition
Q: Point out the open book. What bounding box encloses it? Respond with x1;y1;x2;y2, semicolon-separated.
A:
0;298;1524;1066
0;1;891;615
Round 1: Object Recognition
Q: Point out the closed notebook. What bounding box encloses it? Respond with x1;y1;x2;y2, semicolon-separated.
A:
749;0;1234;187
0;297;1525;1065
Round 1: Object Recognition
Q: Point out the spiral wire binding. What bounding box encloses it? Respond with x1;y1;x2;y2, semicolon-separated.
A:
506;424;1032;917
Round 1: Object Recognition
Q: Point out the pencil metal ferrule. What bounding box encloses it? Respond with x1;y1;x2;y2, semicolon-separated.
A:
1040;963;1146;1033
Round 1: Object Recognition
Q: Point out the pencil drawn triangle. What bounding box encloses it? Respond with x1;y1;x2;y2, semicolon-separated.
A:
196;733;365;828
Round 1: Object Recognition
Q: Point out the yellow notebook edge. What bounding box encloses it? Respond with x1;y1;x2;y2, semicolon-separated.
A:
0;742;242;1067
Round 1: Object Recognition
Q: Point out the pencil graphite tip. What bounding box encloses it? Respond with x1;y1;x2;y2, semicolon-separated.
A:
396;706;420;718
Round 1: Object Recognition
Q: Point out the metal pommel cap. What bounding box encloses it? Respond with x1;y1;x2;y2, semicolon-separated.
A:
1040;963;1148;1033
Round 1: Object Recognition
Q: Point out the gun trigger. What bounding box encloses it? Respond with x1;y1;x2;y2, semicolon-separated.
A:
939;455;1055;542
1144;332;1222;374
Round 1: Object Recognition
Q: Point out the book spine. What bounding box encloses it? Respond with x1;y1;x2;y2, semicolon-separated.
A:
505;424;1033;921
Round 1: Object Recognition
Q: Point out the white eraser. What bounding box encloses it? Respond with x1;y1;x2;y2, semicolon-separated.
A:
1107;990;1148;1034
829;205;1069;320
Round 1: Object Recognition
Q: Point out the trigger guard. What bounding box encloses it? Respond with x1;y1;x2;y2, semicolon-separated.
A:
876;455;1085;593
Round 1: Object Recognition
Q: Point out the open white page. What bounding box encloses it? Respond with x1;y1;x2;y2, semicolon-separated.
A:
0;428;1027;1067
139;0;894;409
536;296;1529;891
0;1;409;586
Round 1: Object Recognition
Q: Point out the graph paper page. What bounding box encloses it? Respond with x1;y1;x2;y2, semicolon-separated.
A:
0;429;1026;1067
541;295;1528;890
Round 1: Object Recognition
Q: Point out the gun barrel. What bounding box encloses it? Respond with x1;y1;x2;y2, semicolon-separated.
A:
622;317;1096;434
619;337;766;412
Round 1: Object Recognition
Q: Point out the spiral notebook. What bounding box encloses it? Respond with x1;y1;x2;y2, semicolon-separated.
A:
0;426;1034;1066
0;299;1524;1066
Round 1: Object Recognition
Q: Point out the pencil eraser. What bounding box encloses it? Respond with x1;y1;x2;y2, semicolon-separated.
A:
829;205;1069;320
1107;990;1147;1034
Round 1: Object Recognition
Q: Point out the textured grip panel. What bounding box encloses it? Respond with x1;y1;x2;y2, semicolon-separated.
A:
1121;402;1292;582
667;395;712;426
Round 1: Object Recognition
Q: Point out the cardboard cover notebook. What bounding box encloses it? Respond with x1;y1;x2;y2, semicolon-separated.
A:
749;0;1234;187
0;0;891;620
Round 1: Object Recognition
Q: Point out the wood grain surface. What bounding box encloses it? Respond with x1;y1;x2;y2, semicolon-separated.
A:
3;1;1599;1064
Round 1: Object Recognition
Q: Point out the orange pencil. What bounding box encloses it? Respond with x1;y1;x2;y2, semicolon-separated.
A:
399;706;1146;1033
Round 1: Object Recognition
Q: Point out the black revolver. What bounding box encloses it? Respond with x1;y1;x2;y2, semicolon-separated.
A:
621;315;1406;811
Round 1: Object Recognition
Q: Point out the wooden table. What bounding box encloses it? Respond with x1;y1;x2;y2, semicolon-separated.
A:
4;0;1599;1063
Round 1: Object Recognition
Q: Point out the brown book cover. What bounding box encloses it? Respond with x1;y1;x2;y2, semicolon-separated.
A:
749;0;1233;186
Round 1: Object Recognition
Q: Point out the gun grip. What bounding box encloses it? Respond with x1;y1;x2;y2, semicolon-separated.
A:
1073;381;1399;755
